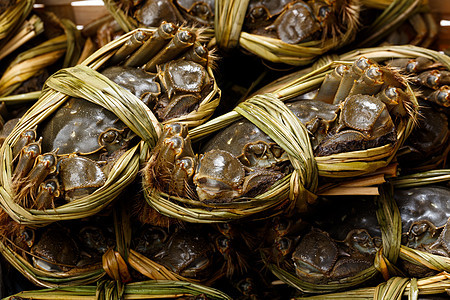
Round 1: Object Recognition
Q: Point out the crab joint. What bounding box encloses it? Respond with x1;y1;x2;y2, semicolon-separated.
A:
125;22;178;67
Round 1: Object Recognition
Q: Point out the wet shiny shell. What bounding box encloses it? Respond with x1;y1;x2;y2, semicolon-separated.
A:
32;227;79;272
102;66;161;105
152;228;214;278
395;186;450;233
38;97;126;157
201;119;274;158
134;0;184;27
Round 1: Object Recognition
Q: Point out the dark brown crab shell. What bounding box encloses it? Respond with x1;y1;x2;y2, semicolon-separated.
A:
134;0;185;27
9;97;133;205
31;227;80;273
38;97;128;158
176;0;215;25
268;2;322;44
291;227;376;284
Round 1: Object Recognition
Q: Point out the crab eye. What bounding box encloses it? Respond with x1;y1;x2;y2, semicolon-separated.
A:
192;3;211;18
250;7;268;20
101;130;119;144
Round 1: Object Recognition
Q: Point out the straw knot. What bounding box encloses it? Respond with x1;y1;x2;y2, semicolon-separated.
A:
102;248;132;283
235;93;318;213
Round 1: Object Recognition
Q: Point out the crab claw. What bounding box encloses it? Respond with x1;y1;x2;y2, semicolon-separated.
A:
145;123;197;198
14;149;58;207
12;139;42;185
35;178;60;210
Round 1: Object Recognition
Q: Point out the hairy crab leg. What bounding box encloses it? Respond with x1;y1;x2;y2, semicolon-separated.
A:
12;139;42;186
425;86;450;107
17;151;58;198
315;64;348;103
12;128;37;160
333;57;372;104
182;43;209;67
35;178;60;210
416;70;450;89
376;86;409;117
144;29;196;72
108;30;149;65
348;64;384;97
125;22;178;67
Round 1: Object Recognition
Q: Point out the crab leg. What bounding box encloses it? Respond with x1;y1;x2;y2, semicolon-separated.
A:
348;64;384;97
12;140;41;186
182;43;209;67
315;64;348;103
125;22;178;68
333;57;372;104
12;128;37;160
425;86;450;107
376;86;408;117
18;151;57;197
35;179;60;210
144;29;196;72
416;70;450;89
109;30;149;65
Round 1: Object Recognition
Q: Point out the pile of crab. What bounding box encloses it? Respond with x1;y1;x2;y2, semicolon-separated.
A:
0;4;449;299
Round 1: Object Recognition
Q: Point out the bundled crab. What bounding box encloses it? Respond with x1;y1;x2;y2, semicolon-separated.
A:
335;45;450;172
0;23;219;227
264;175;450;297
142;52;418;223
0;212;114;287
105;0;360;66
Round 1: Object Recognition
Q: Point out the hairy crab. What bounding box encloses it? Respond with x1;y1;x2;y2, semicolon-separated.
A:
258;211;378;286
311;185;450;278
1;214;115;275
102;22;215;123
145;57;410;204
244;0;353;44
117;0;214;28
131;223;223;281
11;97;134;210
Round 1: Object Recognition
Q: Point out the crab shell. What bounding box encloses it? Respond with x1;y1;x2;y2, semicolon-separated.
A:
134;0;185;27
291;227;376;284
176;0;215;25
152;227;217;279
12;97;132;206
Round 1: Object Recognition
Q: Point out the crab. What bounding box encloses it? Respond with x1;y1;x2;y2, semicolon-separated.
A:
244;0;349;44
291;228;377;284
11;97;135;210
397;101;449;171
388;57;450;108
310;185;450;278
395;186;450;274
102;22;214;122
132;224;221;281
0;213;117;274
145;122;286;204
126;0;215;28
